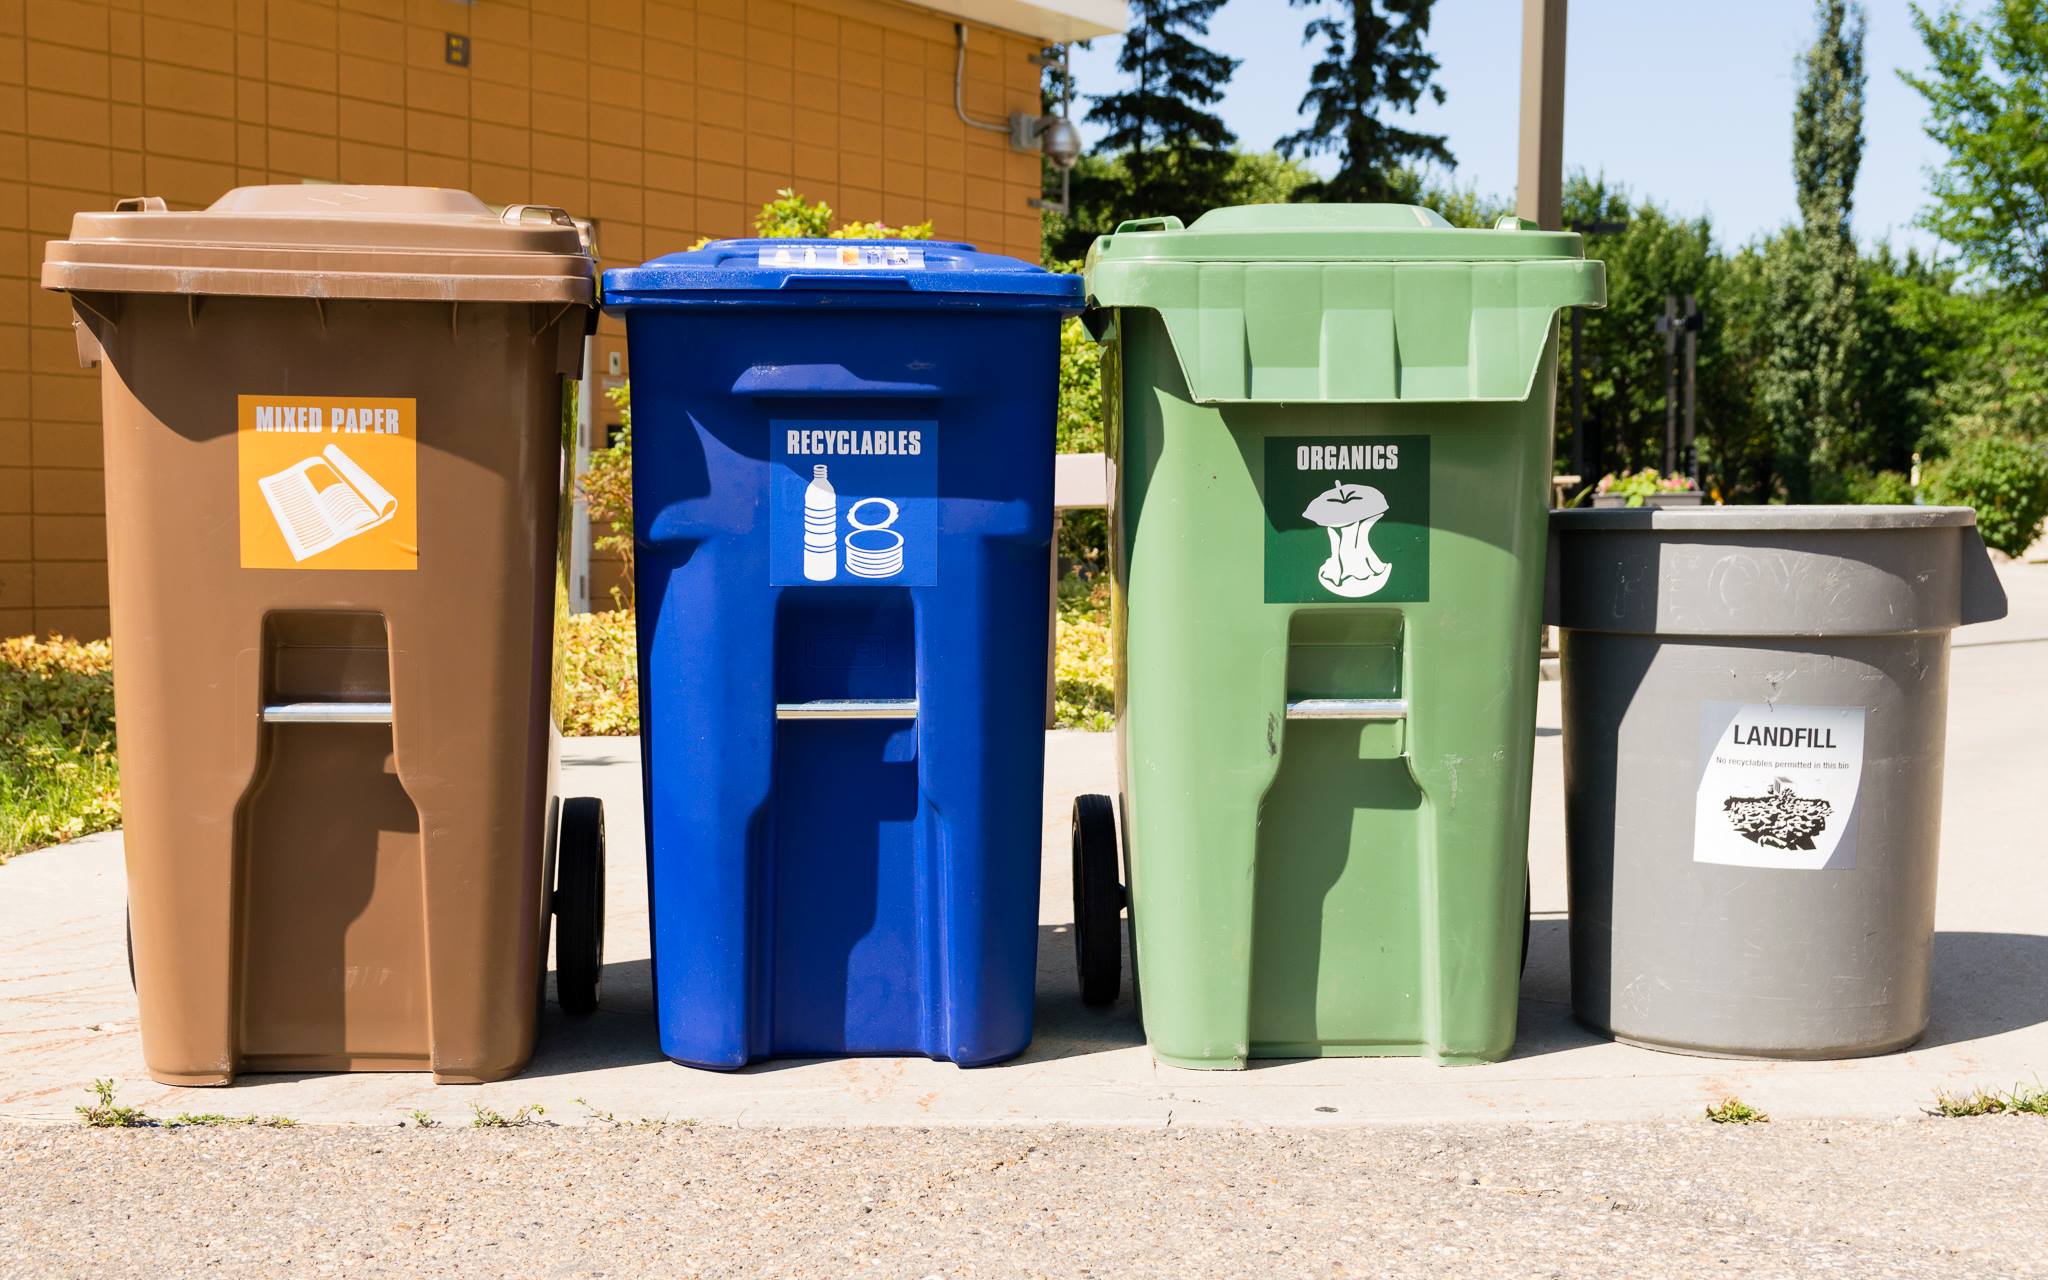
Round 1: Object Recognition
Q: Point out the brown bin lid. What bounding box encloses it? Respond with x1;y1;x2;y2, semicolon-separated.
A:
42;185;594;305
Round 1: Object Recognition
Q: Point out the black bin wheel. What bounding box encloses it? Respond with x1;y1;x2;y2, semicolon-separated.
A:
553;796;606;1016
1071;793;1124;1007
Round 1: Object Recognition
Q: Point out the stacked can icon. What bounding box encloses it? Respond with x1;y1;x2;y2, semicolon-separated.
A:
844;497;903;578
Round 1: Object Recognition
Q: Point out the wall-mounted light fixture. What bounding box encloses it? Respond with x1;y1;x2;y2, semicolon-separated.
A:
953;25;1082;212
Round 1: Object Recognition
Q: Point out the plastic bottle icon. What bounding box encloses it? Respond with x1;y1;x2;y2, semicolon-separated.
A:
803;464;838;581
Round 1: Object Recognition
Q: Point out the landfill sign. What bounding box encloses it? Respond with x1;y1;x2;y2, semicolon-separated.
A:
770;419;937;587
1263;436;1429;603
237;395;417;570
1693;701;1867;871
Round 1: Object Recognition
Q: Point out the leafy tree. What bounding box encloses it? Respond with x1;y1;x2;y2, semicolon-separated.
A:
1921;429;2048;555
1758;0;1867;501
1842;245;1960;473
1084;0;1240;225
1555;175;1741;491
1902;1;2048;292
1280;0;1452;202
1387;168;1510;228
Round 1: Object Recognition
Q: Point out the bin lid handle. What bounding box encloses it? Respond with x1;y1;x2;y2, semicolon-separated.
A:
113;196;167;213
501;204;577;228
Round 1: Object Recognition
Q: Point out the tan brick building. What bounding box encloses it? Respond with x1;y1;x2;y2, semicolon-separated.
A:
1;0;1117;637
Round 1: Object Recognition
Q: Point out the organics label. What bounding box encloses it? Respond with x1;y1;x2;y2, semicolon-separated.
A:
770;419;937;587
237;395;417;570
1693;701;1866;871
1263;436;1429;603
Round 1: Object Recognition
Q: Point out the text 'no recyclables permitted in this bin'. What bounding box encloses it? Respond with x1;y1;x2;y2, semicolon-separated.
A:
236;394;418;571
1263;436;1430;603
771;420;937;587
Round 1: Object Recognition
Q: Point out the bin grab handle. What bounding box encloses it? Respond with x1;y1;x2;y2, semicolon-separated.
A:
775;699;919;721
1284;698;1407;721
732;364;942;399
262;701;395;725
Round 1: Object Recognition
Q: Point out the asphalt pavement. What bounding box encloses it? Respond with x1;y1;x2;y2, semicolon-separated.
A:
5;1118;2047;1278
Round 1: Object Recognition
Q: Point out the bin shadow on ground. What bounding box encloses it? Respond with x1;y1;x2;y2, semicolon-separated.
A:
523;926;1151;1077
524;958;667;1078
520;921;2048;1076
1918;931;2048;1051
1505;920;2048;1060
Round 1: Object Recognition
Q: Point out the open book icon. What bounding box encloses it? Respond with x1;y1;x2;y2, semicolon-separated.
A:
257;443;399;563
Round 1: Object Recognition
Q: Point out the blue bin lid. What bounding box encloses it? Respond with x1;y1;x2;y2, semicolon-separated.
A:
604;238;1081;313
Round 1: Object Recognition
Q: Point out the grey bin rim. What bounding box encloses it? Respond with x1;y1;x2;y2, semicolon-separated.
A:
1551;504;1976;533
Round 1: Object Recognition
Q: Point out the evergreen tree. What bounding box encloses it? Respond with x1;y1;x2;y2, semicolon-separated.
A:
1083;0;1240;223
1279;0;1451;202
1759;0;1866;501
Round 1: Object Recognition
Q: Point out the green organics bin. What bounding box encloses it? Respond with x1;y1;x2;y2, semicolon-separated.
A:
1070;206;1604;1067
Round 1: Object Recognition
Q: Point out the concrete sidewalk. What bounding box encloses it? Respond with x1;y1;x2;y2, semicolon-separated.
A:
2;563;2042;1129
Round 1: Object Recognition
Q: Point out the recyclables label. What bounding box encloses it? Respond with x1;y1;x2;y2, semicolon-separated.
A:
770;419;937;587
1693;701;1866;871
1263;436;1430;603
756;244;926;270
237;395;417;570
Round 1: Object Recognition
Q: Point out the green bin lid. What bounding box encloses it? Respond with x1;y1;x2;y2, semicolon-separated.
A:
1083;204;1605;406
1086;204;1588;265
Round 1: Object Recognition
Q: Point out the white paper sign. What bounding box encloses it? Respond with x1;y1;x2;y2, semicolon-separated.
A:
1693;702;1866;871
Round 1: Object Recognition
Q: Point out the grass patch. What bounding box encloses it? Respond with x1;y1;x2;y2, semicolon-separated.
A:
404;1109;440;1129
76;1079;151;1129
2;635;120;860
1053;575;1112;732
1931;1083;2048;1117
166;1112;296;1129
469;1103;549;1129
572;1097;696;1130
1704;1096;1769;1125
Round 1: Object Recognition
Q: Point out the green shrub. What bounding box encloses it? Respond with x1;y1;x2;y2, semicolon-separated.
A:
2;634;121;858
1921;431;2048;556
1053;576;1113;732
557;610;639;737
579;384;634;610
1848;468;1915;505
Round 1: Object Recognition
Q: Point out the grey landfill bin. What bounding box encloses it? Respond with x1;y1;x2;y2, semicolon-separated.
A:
1549;505;2008;1058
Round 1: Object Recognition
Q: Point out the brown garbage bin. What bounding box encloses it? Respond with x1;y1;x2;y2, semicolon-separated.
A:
42;186;607;1086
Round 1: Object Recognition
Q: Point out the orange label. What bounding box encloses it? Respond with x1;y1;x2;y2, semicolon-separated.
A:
237;395;418;570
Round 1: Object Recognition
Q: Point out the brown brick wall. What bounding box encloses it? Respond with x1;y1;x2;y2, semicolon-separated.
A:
1;0;1051;638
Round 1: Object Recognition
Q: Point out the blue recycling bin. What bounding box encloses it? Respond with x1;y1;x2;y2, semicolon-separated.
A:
604;239;1082;1068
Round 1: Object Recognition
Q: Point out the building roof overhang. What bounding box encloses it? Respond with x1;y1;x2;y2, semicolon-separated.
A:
916;0;1126;42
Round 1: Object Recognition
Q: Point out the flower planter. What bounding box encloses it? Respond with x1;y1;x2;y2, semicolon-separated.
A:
1590;491;1703;509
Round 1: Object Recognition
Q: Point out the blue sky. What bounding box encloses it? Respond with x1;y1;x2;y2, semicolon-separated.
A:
1065;0;1957;254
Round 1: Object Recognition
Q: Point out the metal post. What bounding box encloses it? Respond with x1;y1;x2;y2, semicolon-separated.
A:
1516;0;1569;229
1659;293;1679;474
1681;294;1700;483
